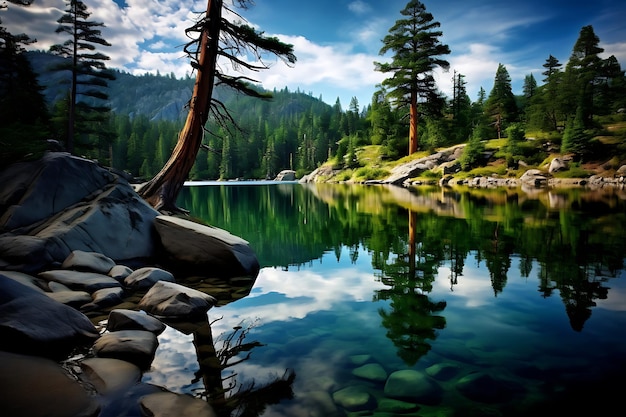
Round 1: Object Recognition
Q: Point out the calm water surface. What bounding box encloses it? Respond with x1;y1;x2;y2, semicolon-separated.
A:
145;183;626;416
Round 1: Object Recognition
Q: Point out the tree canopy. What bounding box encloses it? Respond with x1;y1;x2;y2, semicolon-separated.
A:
375;0;450;155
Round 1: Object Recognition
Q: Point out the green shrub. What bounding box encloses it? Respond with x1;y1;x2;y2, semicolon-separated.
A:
354;167;389;180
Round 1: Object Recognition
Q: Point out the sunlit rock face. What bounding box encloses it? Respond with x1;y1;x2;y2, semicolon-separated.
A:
0;152;158;272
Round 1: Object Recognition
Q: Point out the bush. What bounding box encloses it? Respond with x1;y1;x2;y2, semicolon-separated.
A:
354;167;389;180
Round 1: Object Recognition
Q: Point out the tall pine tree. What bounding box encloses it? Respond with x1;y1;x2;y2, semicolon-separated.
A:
562;25;604;128
50;0;115;154
375;0;450;155
484;63;517;139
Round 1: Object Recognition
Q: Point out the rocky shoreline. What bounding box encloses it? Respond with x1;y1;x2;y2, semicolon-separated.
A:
300;145;626;190
0;152;260;417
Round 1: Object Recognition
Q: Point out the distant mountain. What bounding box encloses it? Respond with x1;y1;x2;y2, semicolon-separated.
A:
26;50;317;123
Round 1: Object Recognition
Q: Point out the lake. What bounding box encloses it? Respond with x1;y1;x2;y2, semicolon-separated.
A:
145;182;626;416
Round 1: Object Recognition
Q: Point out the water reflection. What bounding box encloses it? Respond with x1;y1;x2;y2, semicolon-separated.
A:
174;183;626;415
146;275;296;416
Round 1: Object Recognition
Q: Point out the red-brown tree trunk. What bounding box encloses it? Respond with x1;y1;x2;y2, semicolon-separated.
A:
139;0;222;211
409;90;418;155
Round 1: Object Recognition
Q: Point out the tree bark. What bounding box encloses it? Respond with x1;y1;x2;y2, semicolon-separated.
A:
139;0;222;211
409;90;418;155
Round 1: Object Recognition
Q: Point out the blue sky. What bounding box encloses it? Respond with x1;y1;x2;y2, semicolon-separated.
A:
2;0;625;108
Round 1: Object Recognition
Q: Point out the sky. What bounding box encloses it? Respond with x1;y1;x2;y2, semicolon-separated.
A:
2;0;626;108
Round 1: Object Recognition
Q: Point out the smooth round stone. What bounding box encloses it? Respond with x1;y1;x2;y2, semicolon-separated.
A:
352;363;388;382
140;392;217;417
0;351;100;417
426;363;461;381
384;369;443;405
80;357;141;395
332;385;376;411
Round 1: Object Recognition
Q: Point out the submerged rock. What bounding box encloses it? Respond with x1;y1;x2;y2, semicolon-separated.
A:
80;357;142;395
384;369;443;405
352;363;388;382
0;351;100;417
455;371;524;403
140;391;217;417
332;385;376;411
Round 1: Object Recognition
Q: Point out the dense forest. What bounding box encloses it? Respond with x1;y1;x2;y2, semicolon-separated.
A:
1;0;625;181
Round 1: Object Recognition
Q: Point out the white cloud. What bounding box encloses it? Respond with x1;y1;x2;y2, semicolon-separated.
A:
245;34;385;104
348;1;372;15
601;41;626;69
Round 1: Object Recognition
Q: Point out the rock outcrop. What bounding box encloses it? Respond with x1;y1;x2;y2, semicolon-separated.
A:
154;215;260;277
0;153;261;417
0;152;158;272
0;274;100;359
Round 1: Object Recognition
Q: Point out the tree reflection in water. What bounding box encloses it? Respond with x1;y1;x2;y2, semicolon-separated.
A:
374;210;447;366
165;316;295;417
165;274;295;417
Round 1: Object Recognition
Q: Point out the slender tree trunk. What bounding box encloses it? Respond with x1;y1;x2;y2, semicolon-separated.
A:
68;5;78;154
139;0;222;211
409;91;418;155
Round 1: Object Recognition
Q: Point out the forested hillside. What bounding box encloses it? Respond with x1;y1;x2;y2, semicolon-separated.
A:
2;23;626;182
21;51;365;180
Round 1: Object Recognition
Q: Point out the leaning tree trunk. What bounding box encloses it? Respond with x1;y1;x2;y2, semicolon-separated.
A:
139;0;222;211
408;90;418;155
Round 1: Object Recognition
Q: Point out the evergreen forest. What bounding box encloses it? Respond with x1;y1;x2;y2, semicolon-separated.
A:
2;0;626;181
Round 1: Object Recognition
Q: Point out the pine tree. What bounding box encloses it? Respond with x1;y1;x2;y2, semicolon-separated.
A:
562;25;604;127
50;0;115;154
539;55;564;131
561;104;591;158
484;64;517;139
375;0;450;155
542;54;562;82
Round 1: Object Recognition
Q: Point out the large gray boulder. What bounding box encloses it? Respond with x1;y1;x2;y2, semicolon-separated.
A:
39;270;121;293
124;266;175;289
154;215;260;277
520;169;549;187
0;153;159;272
0;274;99;359
92;330;159;370
106;309;166;335
61;250;116;274
139;280;217;319
275;170;297;181
0;152;114;230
